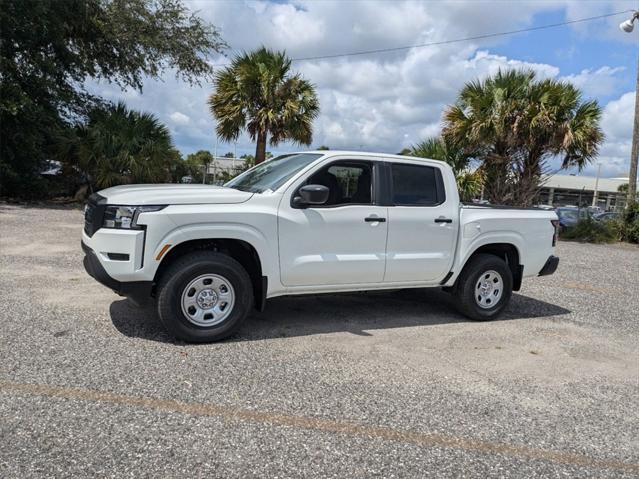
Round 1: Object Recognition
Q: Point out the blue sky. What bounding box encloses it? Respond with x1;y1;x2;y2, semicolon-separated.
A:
90;1;638;178
491;7;636;102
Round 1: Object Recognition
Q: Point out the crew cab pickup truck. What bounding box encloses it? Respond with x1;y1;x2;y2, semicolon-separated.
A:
82;151;559;342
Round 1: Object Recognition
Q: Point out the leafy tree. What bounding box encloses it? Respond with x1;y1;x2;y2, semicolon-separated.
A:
316;145;330;150
165;149;188;183
0;0;225;197
408;137;483;202
209;47;320;165
59;102;174;190
185;150;214;183
238;154;256;173
443;69;603;206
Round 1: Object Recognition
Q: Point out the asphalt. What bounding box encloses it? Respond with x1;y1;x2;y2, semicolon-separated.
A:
0;203;638;478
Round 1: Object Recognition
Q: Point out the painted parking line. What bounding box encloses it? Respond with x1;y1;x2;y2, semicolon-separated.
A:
2;380;637;474
560;282;613;294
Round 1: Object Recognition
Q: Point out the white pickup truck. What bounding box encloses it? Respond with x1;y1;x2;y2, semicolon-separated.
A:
82;151;559;342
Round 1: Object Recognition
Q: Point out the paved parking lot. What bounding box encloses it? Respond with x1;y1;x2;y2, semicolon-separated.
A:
1;203;638;478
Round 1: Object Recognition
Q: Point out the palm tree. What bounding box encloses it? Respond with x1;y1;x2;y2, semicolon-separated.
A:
185;150;214;183
408;137;483;202
209;47;320;164
61;102;173;190
443;69;603;206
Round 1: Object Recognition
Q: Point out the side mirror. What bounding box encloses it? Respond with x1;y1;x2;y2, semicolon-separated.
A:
293;184;330;208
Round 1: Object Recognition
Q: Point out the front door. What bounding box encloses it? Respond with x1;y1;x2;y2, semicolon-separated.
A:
278;160;387;287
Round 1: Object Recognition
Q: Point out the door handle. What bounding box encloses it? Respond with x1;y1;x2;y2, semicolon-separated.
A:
365;216;386;223
434;218;453;223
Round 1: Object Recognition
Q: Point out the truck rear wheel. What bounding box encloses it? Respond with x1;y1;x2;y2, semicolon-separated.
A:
156;251;253;342
454;254;513;321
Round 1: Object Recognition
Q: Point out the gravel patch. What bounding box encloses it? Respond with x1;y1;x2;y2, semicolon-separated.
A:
1;203;638;478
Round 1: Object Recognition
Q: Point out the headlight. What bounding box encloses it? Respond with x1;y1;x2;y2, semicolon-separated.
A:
103;205;166;229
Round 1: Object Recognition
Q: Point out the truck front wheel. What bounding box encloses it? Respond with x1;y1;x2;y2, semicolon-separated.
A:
156;251;253;342
454;254;513;321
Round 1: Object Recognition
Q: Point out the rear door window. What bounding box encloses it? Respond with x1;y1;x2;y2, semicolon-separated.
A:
391;163;444;206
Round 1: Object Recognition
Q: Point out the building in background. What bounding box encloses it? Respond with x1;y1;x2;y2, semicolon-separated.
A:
536;174;631;211
206;156;247;180
181;156;248;184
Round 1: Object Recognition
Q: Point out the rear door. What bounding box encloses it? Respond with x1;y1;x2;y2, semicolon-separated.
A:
384;161;458;282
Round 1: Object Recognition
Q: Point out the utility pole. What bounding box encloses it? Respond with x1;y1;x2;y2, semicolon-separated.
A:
620;11;639;206
210;133;220;187
233;141;237;173
592;163;601;207
629;52;639;205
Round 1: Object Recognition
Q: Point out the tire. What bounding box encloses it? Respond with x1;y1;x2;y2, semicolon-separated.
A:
156;251;253;343
454;253;513;321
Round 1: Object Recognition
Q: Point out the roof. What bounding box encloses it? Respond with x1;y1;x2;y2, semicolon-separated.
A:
296;150;451;168
543;174;629;193
304;150;425;161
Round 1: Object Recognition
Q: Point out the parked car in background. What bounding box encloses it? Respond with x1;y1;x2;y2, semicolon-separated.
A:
587;206;603;215
82;151;560;342
555;207;590;230
593;211;620;222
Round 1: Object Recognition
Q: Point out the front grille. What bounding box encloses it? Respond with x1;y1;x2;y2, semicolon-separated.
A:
83;193;106;237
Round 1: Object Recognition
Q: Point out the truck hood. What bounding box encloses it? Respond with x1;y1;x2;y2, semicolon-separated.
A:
97;184;253;205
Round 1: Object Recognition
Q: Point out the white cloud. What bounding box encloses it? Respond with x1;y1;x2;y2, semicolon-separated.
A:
561;66;625;97
169;111;191;125
602;91;635;141
86;0;634;178
588;90;636;177
296;48;561;150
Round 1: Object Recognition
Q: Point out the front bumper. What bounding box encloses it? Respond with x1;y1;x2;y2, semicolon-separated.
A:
538;255;559;276
82;241;152;303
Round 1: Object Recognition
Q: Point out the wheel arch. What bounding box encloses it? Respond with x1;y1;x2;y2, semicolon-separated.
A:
153;238;267;310
456;242;523;291
472;243;521;290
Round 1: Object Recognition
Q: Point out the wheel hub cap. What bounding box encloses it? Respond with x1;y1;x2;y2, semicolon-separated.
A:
180;274;235;327
196;289;218;309
475;270;503;309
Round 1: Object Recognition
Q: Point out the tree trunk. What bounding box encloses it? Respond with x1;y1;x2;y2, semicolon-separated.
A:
514;152;542;207
255;130;267;165
483;152;511;205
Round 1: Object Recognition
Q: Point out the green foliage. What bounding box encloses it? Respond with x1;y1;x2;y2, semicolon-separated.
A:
165;149;188;183
209;47;320;164
184;150;214;183
0;0;225;197
239;154;256;172
59;102;175;189
408;137;483;202
613;203;639;244
443;69;603;206
560;217;617;244
316;145;330;150
626;220;639;244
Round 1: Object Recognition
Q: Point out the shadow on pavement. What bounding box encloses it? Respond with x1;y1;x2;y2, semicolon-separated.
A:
110;288;571;344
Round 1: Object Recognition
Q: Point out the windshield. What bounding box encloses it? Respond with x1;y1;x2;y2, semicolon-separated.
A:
225;153;323;193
